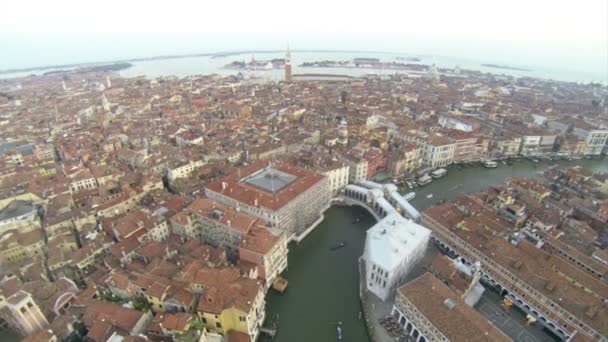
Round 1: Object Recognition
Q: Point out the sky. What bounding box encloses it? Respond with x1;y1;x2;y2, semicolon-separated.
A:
0;0;606;77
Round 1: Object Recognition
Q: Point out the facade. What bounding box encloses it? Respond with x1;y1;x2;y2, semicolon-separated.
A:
167;160;205;182
342;156;368;183
520;135;542;156
321;163;349;196
584;130;608;155
392;272;509;342
0;290;49;337
205;162;330;236
420;134;455;168
239;226;289;288
196;278;266;341
362;213;431;301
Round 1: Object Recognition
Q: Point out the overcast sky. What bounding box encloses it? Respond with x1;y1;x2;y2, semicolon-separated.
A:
0;0;606;75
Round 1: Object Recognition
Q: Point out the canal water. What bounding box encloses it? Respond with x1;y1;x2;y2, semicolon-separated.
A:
261;158;608;342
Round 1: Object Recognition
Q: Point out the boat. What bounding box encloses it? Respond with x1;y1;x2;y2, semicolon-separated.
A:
330;242;346;251
481;160;498;168
426;194;433;199
403;192;415;201
430;168;447;179
337;322;343;341
417;174;432;186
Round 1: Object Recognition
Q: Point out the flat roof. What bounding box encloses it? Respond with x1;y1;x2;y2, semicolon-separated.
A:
366;213;430;270
243;167;297;194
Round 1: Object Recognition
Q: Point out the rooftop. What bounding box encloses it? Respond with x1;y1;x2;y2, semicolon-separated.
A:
398;272;510;342
243;166;297;194
366;213;430;270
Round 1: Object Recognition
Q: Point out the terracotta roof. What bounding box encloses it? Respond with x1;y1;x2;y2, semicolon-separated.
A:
239;226;282;255
398;273;509;342
189;198;263;234
206;161;325;211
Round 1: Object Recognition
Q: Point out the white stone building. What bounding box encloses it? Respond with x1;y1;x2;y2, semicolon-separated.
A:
362;213;431;301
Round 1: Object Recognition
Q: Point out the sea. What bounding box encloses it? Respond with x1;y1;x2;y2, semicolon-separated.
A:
0;33;605;83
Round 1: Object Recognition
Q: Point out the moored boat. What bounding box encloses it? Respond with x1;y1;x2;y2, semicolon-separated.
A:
481;160;498;168
430;168;447;178
417;174;432;186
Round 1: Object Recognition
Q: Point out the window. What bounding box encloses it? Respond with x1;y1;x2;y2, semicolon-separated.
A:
239;316;246;322
202;317;207;324
27;302;33;308
216;322;222;329
20;307;27;313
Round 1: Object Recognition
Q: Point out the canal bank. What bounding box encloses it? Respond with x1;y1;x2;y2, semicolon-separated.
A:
261;158;608;342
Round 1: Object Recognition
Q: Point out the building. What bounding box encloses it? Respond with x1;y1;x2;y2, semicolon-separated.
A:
205;162;330;237
188;198;265;259
584;130;608;155
422;196;608;341
284;45;292;82
239;225;288;288
0;280;49;337
420;133;455;168
196;277;266;341
319;160;349;196
362;213;430;301
392;272;510;342
341;154;368;183
0;200;40;236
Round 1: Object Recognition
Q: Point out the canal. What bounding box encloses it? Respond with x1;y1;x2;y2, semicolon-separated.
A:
260;158;608;342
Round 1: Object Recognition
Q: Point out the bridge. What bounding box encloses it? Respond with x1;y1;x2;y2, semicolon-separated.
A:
342;180;420;222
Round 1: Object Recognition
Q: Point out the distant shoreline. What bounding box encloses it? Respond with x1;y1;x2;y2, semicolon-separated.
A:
0;49;399;75
482;63;532;72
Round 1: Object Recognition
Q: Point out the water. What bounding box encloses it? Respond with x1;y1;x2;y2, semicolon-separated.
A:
1;49;604;83
259;206;375;342
118;51;605;83
261;158;608;342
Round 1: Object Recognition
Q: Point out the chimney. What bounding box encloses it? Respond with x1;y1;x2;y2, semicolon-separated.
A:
254;198;258;207
227;220;231;227
222;182;228;191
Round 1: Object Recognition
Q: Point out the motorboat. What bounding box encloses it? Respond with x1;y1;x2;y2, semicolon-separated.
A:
330;242;346;251
430;168;447;179
417;174;432;186
481;160;498;168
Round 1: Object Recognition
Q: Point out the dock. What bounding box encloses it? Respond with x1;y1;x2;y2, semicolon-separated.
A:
272;276;288;293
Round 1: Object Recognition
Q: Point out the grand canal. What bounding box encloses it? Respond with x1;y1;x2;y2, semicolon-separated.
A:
260;159;608;342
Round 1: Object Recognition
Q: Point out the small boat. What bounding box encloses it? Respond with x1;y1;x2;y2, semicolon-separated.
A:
403;192;415;201
337;322;343;341
431;168;447;179
331;242;346;251
417;174;432;186
481;160;498;168
426;194;434;199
